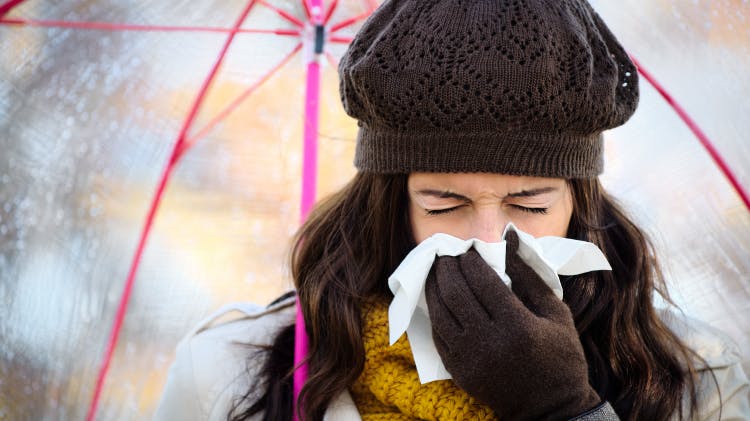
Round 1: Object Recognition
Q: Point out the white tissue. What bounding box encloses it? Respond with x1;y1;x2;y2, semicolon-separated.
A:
387;223;612;384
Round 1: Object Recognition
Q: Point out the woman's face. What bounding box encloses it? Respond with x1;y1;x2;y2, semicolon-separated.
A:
408;172;574;243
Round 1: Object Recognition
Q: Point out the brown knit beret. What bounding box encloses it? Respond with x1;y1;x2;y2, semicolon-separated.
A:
339;0;639;178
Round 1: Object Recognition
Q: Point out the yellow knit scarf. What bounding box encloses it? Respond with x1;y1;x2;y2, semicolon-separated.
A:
350;299;499;421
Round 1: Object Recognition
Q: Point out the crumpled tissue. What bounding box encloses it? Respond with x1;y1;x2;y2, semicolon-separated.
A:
387;223;612;384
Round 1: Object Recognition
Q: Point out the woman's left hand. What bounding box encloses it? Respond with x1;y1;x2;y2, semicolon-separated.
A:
425;231;602;420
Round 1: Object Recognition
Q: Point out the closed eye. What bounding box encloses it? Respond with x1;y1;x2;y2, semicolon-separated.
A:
425;206;462;215
428;205;548;215
511;204;549;215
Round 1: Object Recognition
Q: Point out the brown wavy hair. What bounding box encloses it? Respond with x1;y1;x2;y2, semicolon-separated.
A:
229;172;705;421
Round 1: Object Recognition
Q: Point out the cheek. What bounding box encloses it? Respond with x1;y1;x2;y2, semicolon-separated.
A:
408;203;424;242
410;219;431;244
524;188;574;238
532;195;573;238
519;210;571;238
558;189;574;236
409;207;435;244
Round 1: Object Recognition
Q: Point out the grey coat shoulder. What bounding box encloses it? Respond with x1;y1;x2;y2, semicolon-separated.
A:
657;306;742;369
152;295;296;421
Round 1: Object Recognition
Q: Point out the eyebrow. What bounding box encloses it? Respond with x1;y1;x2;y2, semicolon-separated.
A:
415;189;471;201
506;186;558;198
415;186;558;200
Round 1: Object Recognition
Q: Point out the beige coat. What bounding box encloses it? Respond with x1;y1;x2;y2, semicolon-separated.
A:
153;296;750;420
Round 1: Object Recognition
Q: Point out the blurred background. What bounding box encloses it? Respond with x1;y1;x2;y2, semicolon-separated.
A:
0;0;748;419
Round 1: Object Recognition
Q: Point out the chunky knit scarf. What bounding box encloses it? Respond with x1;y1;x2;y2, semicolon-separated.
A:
350;299;498;421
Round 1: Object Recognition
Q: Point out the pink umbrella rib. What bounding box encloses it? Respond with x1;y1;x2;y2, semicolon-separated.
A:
630;55;750;212
184;42;303;152
0;17;299;35
324;0;339;25
0;0;25;17
85;1;261;421
259;0;305;28
324;51;339;68
301;0;312;21
329;35;353;44
329;8;375;33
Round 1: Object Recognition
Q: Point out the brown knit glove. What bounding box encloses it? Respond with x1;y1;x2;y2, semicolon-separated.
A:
425;231;602;421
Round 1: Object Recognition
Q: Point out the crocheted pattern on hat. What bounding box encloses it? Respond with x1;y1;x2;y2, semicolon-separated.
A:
339;0;639;177
350;299;498;421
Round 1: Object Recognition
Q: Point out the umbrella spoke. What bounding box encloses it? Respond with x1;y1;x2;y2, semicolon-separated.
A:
329;7;376;33
631;55;750;212
0;0;26;17
259;0;305;28
185;42;303;150
363;0;379;11
0;17;300;35
84;1;262;421
324;51;338;68
329;35;353;44
301;0;312;21
324;0;339;25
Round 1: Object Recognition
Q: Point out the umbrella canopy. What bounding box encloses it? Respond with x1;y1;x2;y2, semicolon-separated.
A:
590;0;750;360
1;0;376;419
1;0;748;419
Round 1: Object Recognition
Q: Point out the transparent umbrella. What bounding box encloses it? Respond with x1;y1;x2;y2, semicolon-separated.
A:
0;0;748;420
590;0;750;368
0;0;379;419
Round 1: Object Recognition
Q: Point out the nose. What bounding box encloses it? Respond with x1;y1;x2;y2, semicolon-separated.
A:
470;209;509;243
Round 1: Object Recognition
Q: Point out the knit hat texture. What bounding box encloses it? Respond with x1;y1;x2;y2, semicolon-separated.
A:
339;0;639;178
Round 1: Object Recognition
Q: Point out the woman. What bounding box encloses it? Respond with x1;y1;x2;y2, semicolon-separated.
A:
154;0;750;420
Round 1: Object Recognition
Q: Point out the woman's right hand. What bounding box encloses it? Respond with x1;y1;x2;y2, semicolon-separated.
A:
425;231;603;420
